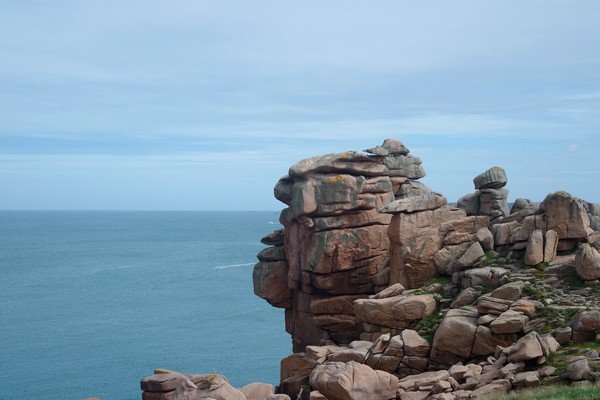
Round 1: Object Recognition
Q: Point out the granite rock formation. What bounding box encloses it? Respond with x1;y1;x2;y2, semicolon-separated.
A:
141;139;600;400
458;166;510;223
253;140;600;399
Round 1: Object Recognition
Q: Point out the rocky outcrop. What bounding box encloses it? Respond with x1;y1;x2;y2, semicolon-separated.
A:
253;140;453;352
511;191;593;253
134;138;600;400
137;138;599;400
385;198;490;289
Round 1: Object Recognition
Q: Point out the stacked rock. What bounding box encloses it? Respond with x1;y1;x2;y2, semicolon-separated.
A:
458;166;510;223
254;139;433;352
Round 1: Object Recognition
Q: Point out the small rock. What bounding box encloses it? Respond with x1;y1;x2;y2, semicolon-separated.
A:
512;371;540;389
470;379;511;398
239;382;274;400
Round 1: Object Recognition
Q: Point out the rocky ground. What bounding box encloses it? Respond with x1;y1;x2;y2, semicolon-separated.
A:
140;139;600;400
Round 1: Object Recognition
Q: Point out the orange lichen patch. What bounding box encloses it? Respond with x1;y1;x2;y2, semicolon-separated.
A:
325;175;347;184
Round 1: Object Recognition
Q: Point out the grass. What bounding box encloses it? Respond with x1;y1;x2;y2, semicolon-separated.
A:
482;251;500;267
424;276;452;286
535;261;550;272
533;307;582;333
523;284;546;301
546;342;600;377
414;308;442;343
481;251;513;267
489;383;600;399
562;273;586;290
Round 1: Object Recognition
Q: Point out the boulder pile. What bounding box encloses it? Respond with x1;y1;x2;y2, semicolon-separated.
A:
141;139;600;400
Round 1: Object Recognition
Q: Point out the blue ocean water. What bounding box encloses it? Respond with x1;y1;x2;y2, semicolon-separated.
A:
0;211;290;400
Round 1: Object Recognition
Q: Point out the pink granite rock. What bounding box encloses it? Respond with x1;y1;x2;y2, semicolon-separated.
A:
309;361;398;400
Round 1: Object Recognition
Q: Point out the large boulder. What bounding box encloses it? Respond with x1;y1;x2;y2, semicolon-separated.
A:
561;356;592;381
364;138;410;156
490;310;529;334
575;243;600;281
490;281;526;301
253;261;292;308
239;382;275;400
505;332;551;363
173;375;247;400
473;166;508;190
382;155;426;179
472;326;518;356
524;229;544;266
430;309;479;367
571;311;600;343
309;361;398;400
540;191;592;240
457;192;481;216
395;180;433;199
544;230;559;263
453;241;485;271
353;294;437;330
380;192;447;214
479;188;510;220
457;267;510;289
289;152;387;178
364;334;404;373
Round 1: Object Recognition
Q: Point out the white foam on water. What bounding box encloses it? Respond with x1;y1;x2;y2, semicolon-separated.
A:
214;262;255;270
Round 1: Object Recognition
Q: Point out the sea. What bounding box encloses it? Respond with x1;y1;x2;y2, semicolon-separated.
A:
0;211;291;400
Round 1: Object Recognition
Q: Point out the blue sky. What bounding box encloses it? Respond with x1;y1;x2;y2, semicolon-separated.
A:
1;1;599;210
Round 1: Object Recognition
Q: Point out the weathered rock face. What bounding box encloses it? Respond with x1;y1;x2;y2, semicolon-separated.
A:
385;202;489;289
540;191;592;240
256;140;439;352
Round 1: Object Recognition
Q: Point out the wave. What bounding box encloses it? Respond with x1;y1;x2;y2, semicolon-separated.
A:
214;262;255;270
89;264;137;274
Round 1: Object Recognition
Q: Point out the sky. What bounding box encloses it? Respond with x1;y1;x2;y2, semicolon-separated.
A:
1;1;599;210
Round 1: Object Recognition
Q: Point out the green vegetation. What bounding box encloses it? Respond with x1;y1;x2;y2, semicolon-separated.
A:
424;276;452;286
535;261;550;272
415;309;442;343
481;251;507;267
523;284;546;301
562;273;586;290
545;341;600;378
489;383;600;399
533;307;582;333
